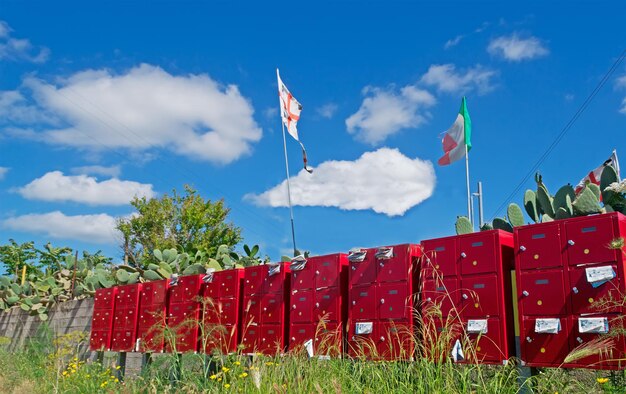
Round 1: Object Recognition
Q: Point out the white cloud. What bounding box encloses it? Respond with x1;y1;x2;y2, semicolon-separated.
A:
616;76;626;114
317;103;338;119
71;165;121;178
444;35;464;49
420;64;497;95
5;64;262;164
0;167;8;180
487;33;549;62
264;107;278;119
2;211;119;244
17;171;155;205
346;86;436;145
245;148;436;216
0;20;49;63
0;90;57;124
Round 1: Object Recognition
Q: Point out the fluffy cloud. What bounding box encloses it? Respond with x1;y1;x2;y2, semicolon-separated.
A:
616;76;626;114
444;35;464;49
346;86;435;145
4;64;262;164
71;165;122;178
420;64;497;95
487;34;549;62
2;211;119;244
317;103;338;119
0;21;49;63
0;167;8;180
17;171;155;205
245;148;436;216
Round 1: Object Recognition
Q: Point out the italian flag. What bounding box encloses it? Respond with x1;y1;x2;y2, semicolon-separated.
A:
438;97;472;166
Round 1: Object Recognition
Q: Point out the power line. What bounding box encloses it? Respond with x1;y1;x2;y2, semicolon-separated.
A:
489;49;626;221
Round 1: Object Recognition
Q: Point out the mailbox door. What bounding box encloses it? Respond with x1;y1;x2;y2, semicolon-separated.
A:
290;289;314;323
459;233;497;275
138;305;164;328
422;277;459;318
202;280;220;301
378;282;411;321
138;325;164;352
220;297;239;326
259;324;284;355
244;265;265;295
89;330;111;351
569;316;625;368
94;288;116;310
261;293;284;324
565;215;617;266
315;287;342;323
569;264;622;315
111;329;135;352
113;307;129;331
464;318;505;363
264;263;287;294
460;275;500;318
314;254;344;289
241;325;261;353
143;280;168;305
422;238;458;277
377;321;414;360
291;261;315;290
92;310;113;331
179;275;202;303
117;284;140;307
348;321;377;358
315;322;342;357
289;323;315;352
520;317;570;367
516;223;563;270
168;302;199;328
349;250;377;286
218;270;242;298
349;286;377;321
376;245;411;283
518;269;569;316
242;295;262;326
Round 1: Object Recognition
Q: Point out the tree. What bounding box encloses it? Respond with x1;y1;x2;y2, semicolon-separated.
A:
116;185;242;268
0;239;38;277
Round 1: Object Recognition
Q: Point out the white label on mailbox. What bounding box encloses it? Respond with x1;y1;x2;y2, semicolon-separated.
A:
304;339;314;357
467;319;488;334
451;339;464;362
579;317;609;334
355;322;373;334
268;263;281;276
348;248;367;263
375;247;394;260
585;266;615;288
290;255;307;271
535;318;561;334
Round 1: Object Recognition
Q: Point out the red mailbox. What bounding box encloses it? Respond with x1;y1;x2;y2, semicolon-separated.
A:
459;233;498;276
259;324;284;354
89;287;118;351
94;287;117;310
520;317;570;367
348;321;377;358
462;318;505;363
290;289;313;323
565;215;618;266
377;321;414;360
261;293;285;324
289;323;315;352
315;287;342;322
312;254;343;288
460;275;500;318
377;282;411;321
349;248;377;286
518;270;569;316
241;325;261;353
349;286;377;320
376;245;415;283
111;329;135;352
421;238;458;277
568;315;625;369
516;222;563;270
422;277;459;318
291;261;315;290
242;295;262;326
569;265;622;315
243;265;265;295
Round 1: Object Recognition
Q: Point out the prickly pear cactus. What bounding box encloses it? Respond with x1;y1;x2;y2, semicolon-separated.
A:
507;203;525;227
553;185;575;214
455;216;473;235
536;184;555;219
572;186;602;215
492;217;513;233
524;190;539;223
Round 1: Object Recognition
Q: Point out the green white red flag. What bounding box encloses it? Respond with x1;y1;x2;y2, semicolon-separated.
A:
575;150;621;193
438;97;472;166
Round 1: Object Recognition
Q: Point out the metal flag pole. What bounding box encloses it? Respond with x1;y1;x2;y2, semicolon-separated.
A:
281;121;298;256
465;144;472;226
477;181;484;228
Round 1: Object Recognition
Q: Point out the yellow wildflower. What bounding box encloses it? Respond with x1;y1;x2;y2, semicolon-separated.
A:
265;361;274;366
222;366;230;372
239;372;248;378
115;365;121;370
218;377;223;382
234;361;241;366
597;377;609;384
210;374;217;380
225;384;231;389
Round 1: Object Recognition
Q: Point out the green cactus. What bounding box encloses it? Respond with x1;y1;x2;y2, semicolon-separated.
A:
553;185;575;213
555;207;571;220
507;203;525;227
493;217;513;233
601;165;619;199
480;223;493;231
143;270;163;281
182;263;206;275
115;269;130;283
541;214;554;222
588;183;601;201
523;190;539;223
536;184;555;219
572;186;602;215
455;216;473;235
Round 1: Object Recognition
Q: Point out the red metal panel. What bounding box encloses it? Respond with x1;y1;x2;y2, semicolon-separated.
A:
141;280;168;306
463;318;505;364
313;253;347;289
289;323;315;353
92;310;113;331
421;237;458;277
348;321;377;358
258;324;285;355
241;324;261;354
349;248;377;286
244;265;265;295
201;296;220;325
264;263;289;294
219;297;239;326
568;315;626;369
167;302;200;353
315;287;342;323
421;277;459;318
569;264;622;315
89;330;111;351
515;222;563;270
94;287;117;310
116;284;141;307
521;317;570;367
111;329;135;352
291;259;315;290
113;307;137;331
349;285;377;320
261;293;284;324
459;233;497;275
290;289;313;323
378;281;411;321
376;244;415;283
242;295;262;326
518;269;569;316
565;215;618;266
377;321;414;360
218;269;244;298
137;324;165;353
460;275;500;318
138;304;165;328
202;279;219;300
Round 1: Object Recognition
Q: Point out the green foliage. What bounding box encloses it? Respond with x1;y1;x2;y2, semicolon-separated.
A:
523;190;539;223
492;217;514;232
572;186;603;215
536;184;555;218
455;216;473;235
506;203;525;227
116;185;242;268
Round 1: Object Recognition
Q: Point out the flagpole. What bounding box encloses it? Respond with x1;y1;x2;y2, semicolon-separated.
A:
281;121;298;256
465;144;472;226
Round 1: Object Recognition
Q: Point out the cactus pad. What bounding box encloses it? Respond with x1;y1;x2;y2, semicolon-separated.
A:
455;216;474;235
507;203;525;227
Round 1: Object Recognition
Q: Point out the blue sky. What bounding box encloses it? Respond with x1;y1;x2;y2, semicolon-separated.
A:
0;1;625;262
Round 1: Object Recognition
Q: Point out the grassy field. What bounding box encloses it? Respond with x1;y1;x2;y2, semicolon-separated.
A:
0;324;621;394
